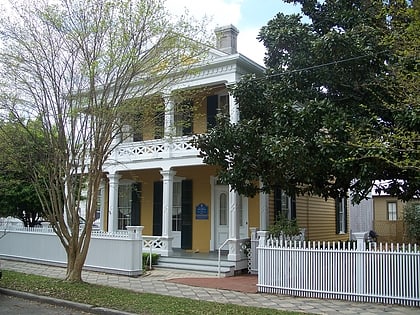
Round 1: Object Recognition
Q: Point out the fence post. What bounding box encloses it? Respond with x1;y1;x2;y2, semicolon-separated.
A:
250;227;258;274
257;230;268;247
353;232;367;298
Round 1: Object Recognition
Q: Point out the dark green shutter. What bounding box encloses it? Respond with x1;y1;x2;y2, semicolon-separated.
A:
181;180;193;250
291;194;296;220
335;198;340;234
153;181;163;236
206;95;218;130
131;183;141;225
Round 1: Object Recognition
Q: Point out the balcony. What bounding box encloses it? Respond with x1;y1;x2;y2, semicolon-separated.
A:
110;136;200;163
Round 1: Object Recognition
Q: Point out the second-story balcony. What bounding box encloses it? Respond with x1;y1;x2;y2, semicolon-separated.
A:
110;136;200;163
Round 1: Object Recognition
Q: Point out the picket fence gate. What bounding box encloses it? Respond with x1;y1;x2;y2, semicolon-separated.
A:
257;231;420;307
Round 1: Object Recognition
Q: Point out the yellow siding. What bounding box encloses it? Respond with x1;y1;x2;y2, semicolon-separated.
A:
269;194;349;241
373;196;406;221
248;193;260;231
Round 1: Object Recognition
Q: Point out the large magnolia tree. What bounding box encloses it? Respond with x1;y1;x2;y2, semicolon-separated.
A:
0;0;209;282
196;0;419;204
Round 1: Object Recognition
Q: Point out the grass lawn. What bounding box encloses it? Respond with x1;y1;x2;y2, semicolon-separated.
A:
0;270;307;315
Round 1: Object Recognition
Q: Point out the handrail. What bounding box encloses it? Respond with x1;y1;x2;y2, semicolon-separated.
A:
217;238;231;277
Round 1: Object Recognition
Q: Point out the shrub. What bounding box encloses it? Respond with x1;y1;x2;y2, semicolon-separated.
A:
142;253;160;270
268;215;300;237
403;202;420;244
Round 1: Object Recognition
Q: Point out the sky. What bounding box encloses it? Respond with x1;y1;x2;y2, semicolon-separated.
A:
0;0;303;67
165;0;303;66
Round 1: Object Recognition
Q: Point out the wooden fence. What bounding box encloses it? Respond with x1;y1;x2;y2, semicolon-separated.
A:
257;231;420;307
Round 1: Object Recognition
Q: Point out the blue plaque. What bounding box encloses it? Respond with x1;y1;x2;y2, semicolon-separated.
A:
196;203;208;220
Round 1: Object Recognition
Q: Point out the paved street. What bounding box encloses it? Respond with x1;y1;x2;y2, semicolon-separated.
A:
0;293;94;315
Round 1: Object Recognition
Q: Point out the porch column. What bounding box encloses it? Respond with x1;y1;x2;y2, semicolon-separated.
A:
229;93;239;124
228;187;241;261
259;180;269;230
107;173;121;232
163;94;175;137
161;169;176;255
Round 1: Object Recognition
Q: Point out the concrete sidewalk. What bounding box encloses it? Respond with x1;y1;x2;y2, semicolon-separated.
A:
1;260;419;315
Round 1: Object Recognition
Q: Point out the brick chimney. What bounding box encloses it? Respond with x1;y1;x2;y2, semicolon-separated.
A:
214;25;239;54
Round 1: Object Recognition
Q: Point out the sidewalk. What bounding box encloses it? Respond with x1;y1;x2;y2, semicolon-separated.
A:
2;259;419;315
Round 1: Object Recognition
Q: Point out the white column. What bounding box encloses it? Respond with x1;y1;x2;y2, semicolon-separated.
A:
228;186;241;261
229;93;239;123
160;169;176;255
107;173;121;232
163;94;175;137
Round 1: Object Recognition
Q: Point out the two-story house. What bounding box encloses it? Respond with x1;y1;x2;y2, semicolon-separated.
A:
86;25;349;272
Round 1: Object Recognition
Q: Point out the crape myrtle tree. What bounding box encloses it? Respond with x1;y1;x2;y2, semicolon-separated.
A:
195;0;419;204
0;118;46;227
0;0;210;282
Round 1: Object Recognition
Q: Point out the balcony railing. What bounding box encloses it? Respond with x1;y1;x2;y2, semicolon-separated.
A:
111;136;199;162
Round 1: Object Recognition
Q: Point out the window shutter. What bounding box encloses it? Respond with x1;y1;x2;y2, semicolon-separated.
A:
206;95;218;130
153;181;163;236
181;180;193;250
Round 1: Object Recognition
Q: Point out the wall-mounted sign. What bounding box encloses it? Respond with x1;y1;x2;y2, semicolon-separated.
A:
196;203;208;220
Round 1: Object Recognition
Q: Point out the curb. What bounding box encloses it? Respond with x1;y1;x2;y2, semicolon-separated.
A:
0;288;137;315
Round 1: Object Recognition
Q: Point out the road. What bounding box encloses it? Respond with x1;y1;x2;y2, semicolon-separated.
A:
0;293;94;315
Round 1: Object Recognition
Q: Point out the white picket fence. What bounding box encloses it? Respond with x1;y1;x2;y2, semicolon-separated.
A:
257;231;420;306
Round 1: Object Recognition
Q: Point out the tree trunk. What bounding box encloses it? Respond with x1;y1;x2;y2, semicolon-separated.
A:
65;236;89;282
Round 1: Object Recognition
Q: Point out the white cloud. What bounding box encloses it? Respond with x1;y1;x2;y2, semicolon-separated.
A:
237;27;265;66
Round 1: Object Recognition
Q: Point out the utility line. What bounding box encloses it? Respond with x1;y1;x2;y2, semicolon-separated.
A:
234;50;390;84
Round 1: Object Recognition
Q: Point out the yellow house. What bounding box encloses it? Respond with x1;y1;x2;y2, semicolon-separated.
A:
86;25;349;273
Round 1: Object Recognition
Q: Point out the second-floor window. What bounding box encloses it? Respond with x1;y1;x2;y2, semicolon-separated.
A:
207;94;229;130
175;99;193;136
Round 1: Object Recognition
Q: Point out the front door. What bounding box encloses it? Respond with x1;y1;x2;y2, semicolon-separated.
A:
215;185;229;248
214;185;248;249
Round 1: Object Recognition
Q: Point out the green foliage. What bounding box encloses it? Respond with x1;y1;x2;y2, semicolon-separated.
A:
269;216;301;237
0;270;301;315
0;118;47;226
403;202;420;244
196;0;419;203
142;253;160;270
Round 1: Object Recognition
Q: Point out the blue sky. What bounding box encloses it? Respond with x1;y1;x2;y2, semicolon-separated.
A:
166;0;303;66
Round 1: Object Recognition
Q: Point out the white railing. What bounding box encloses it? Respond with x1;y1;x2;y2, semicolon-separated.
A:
257;231;420;306
113;136;199;162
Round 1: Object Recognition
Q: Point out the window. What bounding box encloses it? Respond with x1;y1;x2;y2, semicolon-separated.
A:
174;99;193;136
274;187;296;222
118;185;132;230
336;197;347;234
219;192;228;225
96;187;103;220
387;202;397;221
154;106;165;139
207;94;230;130
172;182;182;231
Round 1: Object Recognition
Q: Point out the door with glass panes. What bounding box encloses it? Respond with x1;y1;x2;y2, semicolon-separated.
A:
214;185;248;249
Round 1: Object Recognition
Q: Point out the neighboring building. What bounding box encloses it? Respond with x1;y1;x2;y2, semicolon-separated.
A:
372;194;406;243
82;25;349;271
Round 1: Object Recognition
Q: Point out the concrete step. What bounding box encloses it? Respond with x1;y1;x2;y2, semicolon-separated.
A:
157;257;235;276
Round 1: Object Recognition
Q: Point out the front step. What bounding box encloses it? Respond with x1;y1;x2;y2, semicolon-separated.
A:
156;256;235;276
